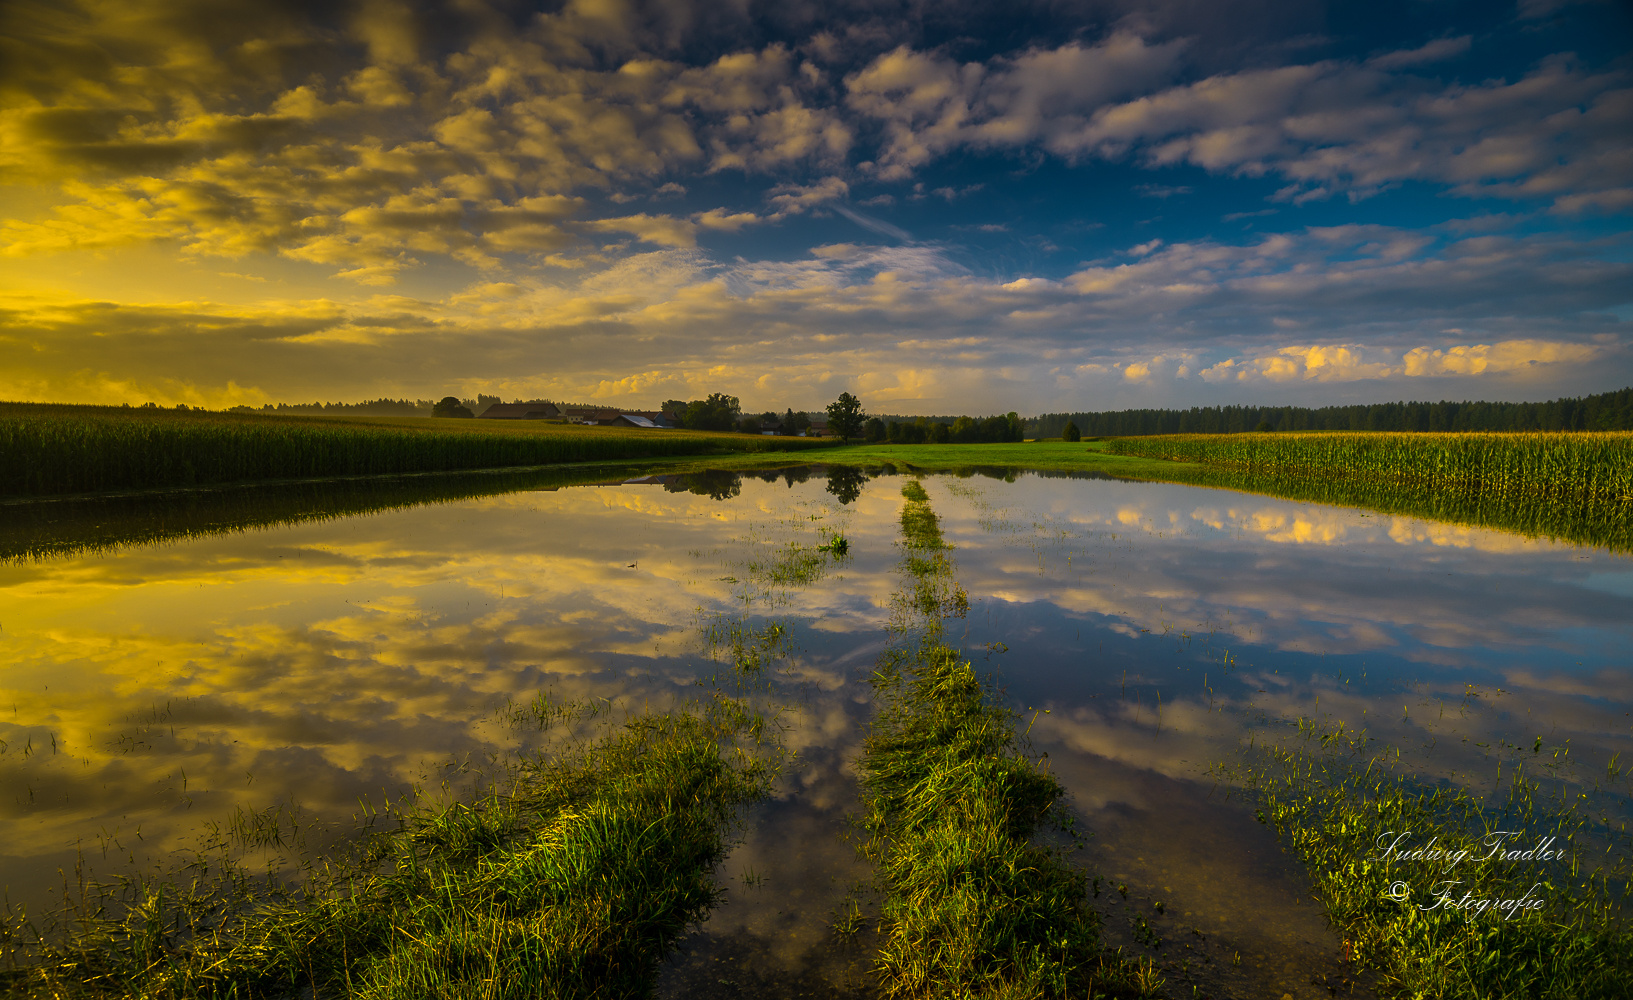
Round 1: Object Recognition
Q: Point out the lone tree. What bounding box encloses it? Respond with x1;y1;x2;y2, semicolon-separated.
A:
433;396;474;418
1062;420;1081;442
826;392;865;444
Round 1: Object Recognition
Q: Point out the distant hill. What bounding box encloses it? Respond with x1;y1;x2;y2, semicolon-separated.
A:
1027;387;1633;437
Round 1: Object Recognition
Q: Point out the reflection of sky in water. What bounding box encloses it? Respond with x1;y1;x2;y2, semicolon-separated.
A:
0;486;860;900
3;471;1628;997
931;477;1632;780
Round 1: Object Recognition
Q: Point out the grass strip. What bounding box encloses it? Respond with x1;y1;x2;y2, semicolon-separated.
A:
1241;720;1633;999
2;698;778;999
0;402;834;498
855;480;1159;998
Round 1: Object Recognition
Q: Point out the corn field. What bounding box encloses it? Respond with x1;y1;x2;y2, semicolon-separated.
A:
0;403;833;497
1106;431;1631;498
1106;432;1633;537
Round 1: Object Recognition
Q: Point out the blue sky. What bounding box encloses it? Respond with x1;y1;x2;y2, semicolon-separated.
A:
2;0;1630;413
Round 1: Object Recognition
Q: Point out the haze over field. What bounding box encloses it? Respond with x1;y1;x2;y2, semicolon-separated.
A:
2;0;1630;413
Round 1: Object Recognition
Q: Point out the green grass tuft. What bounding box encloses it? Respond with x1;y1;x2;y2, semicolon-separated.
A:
861;644;1109;998
1;700;780;999
1241;720;1633;999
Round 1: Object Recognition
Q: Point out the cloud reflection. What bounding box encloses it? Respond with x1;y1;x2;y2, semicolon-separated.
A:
3;468;1628;970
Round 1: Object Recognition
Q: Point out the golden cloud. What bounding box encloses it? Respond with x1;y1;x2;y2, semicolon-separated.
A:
1200;339;1605;384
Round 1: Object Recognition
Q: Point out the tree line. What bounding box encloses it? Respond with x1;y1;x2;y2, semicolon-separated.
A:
231;398;439;416
660;394;820;435
1028;386;1633;437
231;394;517;417
863;413;1024;444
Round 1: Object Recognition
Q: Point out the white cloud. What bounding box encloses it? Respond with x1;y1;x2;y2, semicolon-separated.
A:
767;176;849;214
695;208;764;231
832;205;912;241
1366;36;1472;71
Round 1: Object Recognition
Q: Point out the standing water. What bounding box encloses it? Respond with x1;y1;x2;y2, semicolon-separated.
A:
2;467;1628;997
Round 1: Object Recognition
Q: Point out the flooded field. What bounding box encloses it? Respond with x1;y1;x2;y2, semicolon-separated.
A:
2;467;1629;997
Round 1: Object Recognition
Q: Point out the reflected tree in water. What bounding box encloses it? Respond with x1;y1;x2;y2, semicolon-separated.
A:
826;467;868;505
664;471;742;500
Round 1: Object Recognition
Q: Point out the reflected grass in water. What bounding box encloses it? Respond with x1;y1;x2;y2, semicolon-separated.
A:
0;466;801;564
1240;720;1633;998
856;481;1159;998
899;458;1631;554
1104;432;1633;554
0;402;834;499
1139;463;1633;555
0;465;633;563
0;697;782;999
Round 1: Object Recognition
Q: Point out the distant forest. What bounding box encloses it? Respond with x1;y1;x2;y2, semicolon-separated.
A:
230;398;438;416
1027;386;1633;437
228;395;595;417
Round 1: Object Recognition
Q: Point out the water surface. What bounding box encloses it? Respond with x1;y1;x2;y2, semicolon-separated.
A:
3;468;1628;997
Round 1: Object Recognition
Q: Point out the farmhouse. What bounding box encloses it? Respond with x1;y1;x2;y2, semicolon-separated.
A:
554;407;670;427
477;402;561;419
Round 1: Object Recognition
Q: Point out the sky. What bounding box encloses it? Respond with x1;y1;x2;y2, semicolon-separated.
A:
2;0;1631;414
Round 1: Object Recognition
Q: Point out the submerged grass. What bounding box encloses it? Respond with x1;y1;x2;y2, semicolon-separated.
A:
1238;719;1633;999
0;402;834;498
0;696;781;999
855;480;1160;999
861;642;1115;998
